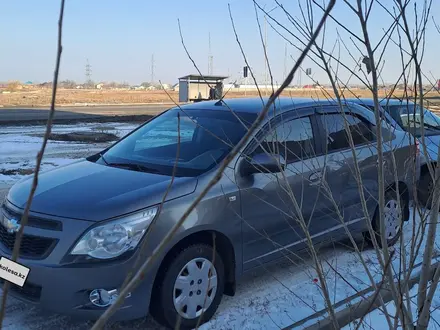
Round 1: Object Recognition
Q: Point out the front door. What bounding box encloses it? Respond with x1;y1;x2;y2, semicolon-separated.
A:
237;110;327;270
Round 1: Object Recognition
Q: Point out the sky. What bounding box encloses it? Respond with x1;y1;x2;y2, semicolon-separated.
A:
1;0;439;86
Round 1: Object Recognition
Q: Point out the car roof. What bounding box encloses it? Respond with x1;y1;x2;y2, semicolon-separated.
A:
174;97;353;114
345;97;414;107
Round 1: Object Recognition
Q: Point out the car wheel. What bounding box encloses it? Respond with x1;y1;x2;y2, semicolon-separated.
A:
418;170;434;208
369;189;406;248
153;244;225;329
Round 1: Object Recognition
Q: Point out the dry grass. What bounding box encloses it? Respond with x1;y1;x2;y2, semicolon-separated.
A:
0;89;176;107
1;87;440;107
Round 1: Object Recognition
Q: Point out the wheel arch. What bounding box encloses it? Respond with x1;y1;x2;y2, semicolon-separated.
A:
420;161;436;177
385;180;410;222
417;161;436;206
150;228;238;314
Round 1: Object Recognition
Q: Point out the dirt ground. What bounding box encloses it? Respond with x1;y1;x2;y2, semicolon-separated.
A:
2;88;440;107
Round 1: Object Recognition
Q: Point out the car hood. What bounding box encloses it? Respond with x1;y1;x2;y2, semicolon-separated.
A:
7;160;198;221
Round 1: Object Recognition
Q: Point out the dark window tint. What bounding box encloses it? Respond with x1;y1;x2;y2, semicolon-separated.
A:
254;117;315;163
320;114;374;152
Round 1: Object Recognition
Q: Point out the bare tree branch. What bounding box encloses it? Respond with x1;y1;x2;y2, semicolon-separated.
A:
89;1;336;328
0;0;66;326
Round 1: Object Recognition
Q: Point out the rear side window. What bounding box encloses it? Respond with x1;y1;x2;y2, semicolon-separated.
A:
319;113;374;152
254;116;316;163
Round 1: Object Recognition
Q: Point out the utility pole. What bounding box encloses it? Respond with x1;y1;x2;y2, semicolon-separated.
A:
151;54;155;84
264;16;267;95
208;32;213;75
263;6;277;94
85;58;92;87
283;43;287;82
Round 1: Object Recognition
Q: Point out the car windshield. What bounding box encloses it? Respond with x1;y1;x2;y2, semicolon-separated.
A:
384;103;440;136
99;108;257;177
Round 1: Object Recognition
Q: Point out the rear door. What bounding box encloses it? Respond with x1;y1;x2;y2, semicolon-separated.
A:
311;107;380;236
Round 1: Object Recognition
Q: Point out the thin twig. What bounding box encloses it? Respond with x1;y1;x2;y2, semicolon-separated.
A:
90;2;336;328
0;0;65;326
120;112;182;290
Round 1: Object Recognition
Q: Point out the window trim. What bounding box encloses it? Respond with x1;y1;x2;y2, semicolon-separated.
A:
315;111;377;155
363;104;400;128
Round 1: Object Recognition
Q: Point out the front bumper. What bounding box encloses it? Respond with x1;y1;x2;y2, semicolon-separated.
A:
0;200;156;322
2;257;154;321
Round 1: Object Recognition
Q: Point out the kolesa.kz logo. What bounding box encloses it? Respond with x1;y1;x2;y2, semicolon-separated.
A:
0;257;30;287
0;262;26;280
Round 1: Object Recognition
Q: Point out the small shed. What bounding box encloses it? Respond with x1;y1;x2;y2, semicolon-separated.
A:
178;74;228;102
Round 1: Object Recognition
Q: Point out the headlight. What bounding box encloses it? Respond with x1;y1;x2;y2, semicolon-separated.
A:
70;207;158;259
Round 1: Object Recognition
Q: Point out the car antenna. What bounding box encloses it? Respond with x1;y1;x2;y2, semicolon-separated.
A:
214;99;225;106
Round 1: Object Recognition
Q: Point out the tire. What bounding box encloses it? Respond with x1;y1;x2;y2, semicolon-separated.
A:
418;170;434;208
152;244;225;330
368;189;407;248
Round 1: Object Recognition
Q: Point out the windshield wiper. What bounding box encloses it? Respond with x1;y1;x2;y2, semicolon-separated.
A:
106;162;161;174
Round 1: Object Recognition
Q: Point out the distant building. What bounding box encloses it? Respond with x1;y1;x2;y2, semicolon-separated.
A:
178;74;228;102
39;82;52;89
238;84;282;90
223;83;238;89
130;85;146;90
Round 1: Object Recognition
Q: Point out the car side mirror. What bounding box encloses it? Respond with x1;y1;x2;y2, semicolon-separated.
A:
240;153;286;176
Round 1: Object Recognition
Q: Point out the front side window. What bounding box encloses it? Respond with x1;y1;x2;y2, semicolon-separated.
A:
319;113;374;152
101;108;257;177
253;116;315;163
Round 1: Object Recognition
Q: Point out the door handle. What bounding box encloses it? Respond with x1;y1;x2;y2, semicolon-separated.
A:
309;171;323;185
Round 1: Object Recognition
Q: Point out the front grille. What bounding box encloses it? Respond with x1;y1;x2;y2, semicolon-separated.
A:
1;205;62;231
0;225;58;259
0;279;42;301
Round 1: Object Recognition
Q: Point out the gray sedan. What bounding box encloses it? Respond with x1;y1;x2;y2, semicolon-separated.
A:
2;97;418;329
347;97;438;207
